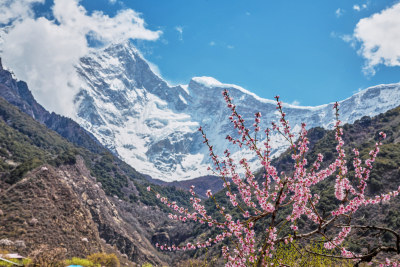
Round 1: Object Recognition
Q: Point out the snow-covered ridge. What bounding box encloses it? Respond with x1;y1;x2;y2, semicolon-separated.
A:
191;76;277;105
73;41;400;182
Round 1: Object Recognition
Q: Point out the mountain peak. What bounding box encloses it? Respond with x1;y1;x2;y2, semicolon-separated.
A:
104;39;138;54
73;41;400;182
191;76;223;88
190;76;276;105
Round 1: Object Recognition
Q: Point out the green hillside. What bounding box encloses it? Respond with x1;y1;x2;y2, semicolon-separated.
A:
0;96;190;209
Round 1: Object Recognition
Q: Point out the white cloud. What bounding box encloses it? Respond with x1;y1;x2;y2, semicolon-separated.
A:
0;0;161;116
353;4;367;12
52;0;161;44
335;8;344;18
108;0;117;4
227;45;234;49
0;0;44;24
352;2;400;75
341;34;357;48
146;60;162;78
209;41;215;46
2;17;87;116
245;11;251;16
175;26;183;41
332;31;356;48
291;100;300;106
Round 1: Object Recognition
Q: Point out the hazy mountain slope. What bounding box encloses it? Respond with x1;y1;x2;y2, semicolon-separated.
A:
0;59;104;154
74;41;400;182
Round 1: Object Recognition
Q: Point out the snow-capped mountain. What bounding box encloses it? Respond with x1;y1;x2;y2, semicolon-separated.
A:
74;41;400;182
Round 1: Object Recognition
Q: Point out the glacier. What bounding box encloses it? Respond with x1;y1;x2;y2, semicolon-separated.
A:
73;41;400;182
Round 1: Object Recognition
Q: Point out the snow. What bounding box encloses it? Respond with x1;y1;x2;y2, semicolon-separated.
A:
73;41;400;182
179;94;187;104
192;76;276;105
180;84;189;94
192;76;223;87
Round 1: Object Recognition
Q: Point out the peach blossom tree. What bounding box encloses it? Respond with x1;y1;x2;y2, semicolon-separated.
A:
147;90;400;267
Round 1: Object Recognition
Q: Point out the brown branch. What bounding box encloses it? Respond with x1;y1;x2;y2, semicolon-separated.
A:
275;216;337;244
288;224;399;265
355;246;397;266
256;181;288;267
336;224;400;256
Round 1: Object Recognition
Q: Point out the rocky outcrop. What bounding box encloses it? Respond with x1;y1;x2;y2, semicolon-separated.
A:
0;163;103;258
60;157;169;265
0;158;169;265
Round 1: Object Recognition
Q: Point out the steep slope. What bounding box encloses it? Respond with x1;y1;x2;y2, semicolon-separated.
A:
0;58;104;154
0;61;161;197
148;175;225;199
0;163;104;259
74;41;400;182
0;158;176;265
0;93;191;265
74;42;195;181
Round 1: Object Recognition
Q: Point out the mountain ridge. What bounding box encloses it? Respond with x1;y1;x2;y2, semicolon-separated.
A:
73;41;400;182
0;59;105;155
0;63;193;265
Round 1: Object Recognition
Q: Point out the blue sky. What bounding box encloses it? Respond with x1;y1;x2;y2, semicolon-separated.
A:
98;0;400;106
1;0;400;114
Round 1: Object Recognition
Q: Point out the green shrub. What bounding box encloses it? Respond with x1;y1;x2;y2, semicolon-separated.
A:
87;253;119;267
264;240;353;266
0;258;31;266
6;157;43;184
64;257;96;267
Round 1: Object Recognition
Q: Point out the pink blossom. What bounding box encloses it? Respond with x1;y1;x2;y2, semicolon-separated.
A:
146;90;398;266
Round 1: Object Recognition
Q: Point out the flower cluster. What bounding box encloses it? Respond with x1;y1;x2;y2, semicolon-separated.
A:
148;90;400;266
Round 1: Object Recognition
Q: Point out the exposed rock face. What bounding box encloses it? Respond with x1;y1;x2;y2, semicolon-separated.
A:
0;163;103;258
60;157;168;264
152;232;170;246
0;158;169;265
